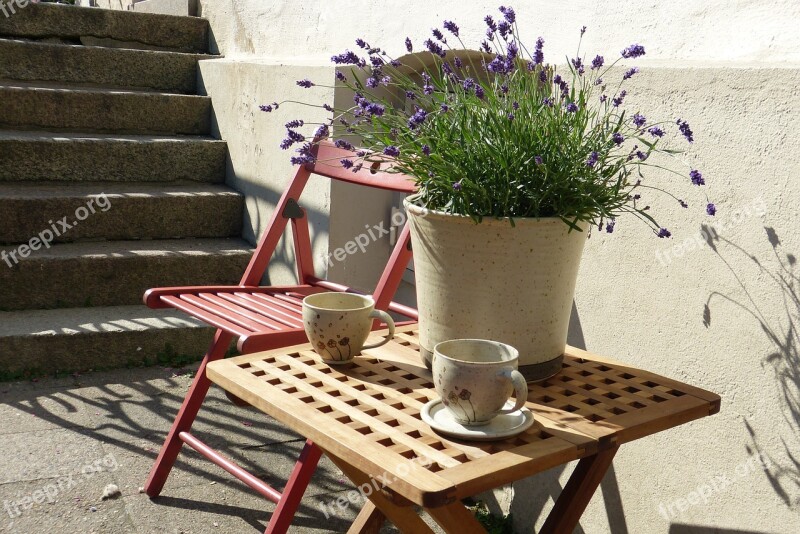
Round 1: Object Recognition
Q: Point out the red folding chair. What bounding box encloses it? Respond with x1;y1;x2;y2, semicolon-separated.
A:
142;141;417;533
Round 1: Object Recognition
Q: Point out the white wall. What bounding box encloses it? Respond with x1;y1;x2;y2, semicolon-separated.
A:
102;0;800;530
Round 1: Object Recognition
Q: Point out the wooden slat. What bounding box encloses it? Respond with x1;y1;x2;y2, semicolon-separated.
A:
160;295;251;337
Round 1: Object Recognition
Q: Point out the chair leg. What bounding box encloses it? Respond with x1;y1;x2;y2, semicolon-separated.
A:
144;330;234;497
265;440;323;534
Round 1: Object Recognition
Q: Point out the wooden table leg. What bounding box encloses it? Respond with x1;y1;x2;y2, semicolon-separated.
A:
347;501;386;534
327;454;434;534
539;445;619;534
425;501;487;534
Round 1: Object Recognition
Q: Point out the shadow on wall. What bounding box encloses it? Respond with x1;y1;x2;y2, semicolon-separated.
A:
669;525;776;534
702;225;800;508
509;302;631;533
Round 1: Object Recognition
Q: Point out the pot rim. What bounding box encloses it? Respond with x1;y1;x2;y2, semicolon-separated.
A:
403;198;586;229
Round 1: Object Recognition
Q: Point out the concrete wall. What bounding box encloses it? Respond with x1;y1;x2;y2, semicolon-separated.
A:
95;0;800;531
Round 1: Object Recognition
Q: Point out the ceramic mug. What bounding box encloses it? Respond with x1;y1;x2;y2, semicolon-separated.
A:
433;339;528;426
302;293;395;364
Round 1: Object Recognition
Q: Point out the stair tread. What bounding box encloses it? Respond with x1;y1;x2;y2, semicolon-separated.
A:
0;304;208;337
0;130;221;142
0;37;217;59
0;83;211;100
13;238;254;260
0;182;241;199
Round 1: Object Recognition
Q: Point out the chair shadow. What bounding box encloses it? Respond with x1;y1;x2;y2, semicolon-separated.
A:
702;225;800;507
669;525;774;534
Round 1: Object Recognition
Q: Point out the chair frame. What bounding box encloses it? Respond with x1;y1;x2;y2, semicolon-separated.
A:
142;141;417;533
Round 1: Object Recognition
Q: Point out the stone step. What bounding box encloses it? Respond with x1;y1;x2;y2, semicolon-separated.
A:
0;38;205;94
0;238;254;310
0;183;244;244
0;131;226;183
0;3;208;53
0;305;216;376
0;85;211;135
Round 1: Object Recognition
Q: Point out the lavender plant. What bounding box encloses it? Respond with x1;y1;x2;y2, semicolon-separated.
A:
263;6;714;236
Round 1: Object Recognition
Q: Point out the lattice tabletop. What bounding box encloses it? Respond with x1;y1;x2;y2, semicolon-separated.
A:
206;325;720;508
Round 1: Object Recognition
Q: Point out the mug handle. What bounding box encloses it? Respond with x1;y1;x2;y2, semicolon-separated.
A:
362;310;395;350
497;369;528;414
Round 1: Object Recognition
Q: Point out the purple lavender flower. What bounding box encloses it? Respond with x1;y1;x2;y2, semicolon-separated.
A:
443;20;459;36
591;55;605;70
571;57;585;75
533;37;544;65
286;129;305;143
534;156;543;165
285;119;304;129
498;21;511;38
407;108;428;129
405;90;417;100
280;138;294;150
623;67;639;80
355;150;367;157
405;37;413;52
335;139;355;151
323;104;333;112
390;59;402;67
706;203;716;216
383;146;400;157
480;40;492;53
677;119;694;142
594;77;604;86
621;44;646;59
424;39;446;57
636;150;648;161
370;55;384;67
487;56;509;74
586;151;599;167
512;101;519;109
331;50;360;64
259;104;273;113
553;74;562;85
366;77;378;88
647;126;665;137
606;220;616;233
314;124;329;138
340;158;354;169
335;71;347;82
441;61;453;75
507;40;519;60
380;75;391;86
690;169;705;185
499;84;509;94
632;113;646;127
366;103;385;116
355;38;368;49
612;132;624;145
351;163;363;173
657;228;671;238
612;90;627;107
452;181;462;191
566;102;579;113
581;25;587;36
432;28;446;42
290;155;315;165
454;56;463;69
440;104;449;112
679;199;688;208
422;144;431;156
599;94;608;103
507;112;515;121
499;6;516;24
462;78;475;91
542;96;554;107
484;15;497;32
475;85;485;99
539;69;547;83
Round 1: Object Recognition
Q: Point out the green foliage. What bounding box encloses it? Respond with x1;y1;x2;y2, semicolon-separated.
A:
469;501;514;534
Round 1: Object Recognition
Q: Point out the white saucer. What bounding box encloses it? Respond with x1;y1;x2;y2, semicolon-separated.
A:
421;399;535;441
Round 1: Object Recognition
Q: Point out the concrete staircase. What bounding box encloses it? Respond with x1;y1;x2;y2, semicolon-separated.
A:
0;4;252;377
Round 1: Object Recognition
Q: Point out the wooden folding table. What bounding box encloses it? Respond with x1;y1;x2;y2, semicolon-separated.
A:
207;325;720;533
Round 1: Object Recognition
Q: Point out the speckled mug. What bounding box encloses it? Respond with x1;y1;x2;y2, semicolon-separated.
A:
302;293;395;365
433;339;528;426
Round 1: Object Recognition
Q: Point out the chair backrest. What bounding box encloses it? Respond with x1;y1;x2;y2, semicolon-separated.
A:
239;141;416;318
307;142;417;194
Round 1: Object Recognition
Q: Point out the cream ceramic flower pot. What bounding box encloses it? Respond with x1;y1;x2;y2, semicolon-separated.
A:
405;199;587;382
